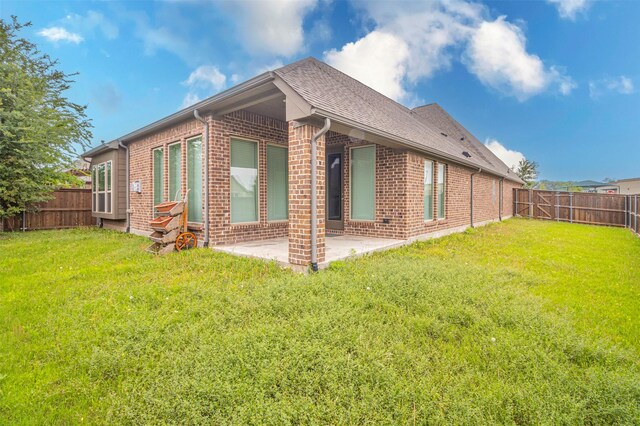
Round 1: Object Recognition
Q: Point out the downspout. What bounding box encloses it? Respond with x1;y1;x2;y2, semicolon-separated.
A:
193;109;210;247
118;140;130;233
470;168;482;228
311;118;331;272
499;177;504;221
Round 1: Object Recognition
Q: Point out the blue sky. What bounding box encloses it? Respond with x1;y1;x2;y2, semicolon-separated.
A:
3;0;639;181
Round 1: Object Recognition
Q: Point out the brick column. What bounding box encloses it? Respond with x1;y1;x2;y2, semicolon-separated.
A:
288;121;325;266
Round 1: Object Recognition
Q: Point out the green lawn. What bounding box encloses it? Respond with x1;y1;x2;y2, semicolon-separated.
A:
1;219;639;424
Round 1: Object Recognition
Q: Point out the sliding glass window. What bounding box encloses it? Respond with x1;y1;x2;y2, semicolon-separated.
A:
230;138;258;223
91;161;112;214
437;163;446;219
350;145;375;220
267;145;288;221
187;137;203;223
153;148;164;211
168;143;181;201
424;160;433;220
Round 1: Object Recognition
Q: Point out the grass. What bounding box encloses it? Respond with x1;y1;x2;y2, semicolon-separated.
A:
1;219;639;424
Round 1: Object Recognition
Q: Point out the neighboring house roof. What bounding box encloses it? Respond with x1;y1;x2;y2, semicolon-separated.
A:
83;57;522;183
575;180;613;188
613;177;640;183
82;140;121;158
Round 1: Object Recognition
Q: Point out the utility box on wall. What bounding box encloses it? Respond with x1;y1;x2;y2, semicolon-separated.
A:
130;180;142;194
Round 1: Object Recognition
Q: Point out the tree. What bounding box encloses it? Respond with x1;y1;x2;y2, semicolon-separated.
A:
514;159;538;188
0;17;92;219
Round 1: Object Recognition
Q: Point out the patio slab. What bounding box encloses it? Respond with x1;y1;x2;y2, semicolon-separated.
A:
213;234;405;269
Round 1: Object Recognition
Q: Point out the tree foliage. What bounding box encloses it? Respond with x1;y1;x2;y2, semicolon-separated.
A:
0;17;92;218
515;159;538;188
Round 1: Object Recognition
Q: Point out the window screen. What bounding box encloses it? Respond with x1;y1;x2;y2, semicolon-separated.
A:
437;163;446;219
267;145;288;221
187;137;203;223
168;143;181;201
350;146;375;220
424;160;433;220
231;138;258;223
153;148;164;208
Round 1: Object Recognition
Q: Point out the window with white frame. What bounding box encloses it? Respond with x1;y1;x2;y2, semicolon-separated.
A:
424;160;434;220
230;138;258;223
92;160;112;213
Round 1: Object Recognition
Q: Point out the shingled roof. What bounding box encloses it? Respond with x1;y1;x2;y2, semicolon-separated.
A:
274;57;522;183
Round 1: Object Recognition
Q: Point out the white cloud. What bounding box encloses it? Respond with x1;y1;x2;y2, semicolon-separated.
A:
221;0;318;56
64;11;118;39
484;138;525;170
589;76;634;99
547;0;589;20
181;92;201;109
181;65;227;110
465;17;575;100
325;31;410;101
324;1;573;103
37;27;83;44
183;65;227;91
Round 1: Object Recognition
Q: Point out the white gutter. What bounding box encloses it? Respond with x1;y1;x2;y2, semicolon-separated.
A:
193;109;210;247
310;118;331;272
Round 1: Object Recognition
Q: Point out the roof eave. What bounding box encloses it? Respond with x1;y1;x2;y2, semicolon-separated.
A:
312;108;523;184
81;140;121;158
84;71;276;156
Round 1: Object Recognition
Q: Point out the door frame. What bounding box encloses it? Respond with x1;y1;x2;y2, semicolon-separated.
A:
326;145;344;231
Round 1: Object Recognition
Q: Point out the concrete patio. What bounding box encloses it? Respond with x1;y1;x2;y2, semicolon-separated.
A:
213;234;406;269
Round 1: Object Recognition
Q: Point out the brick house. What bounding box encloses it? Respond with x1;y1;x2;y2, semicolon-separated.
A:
83;58;523;269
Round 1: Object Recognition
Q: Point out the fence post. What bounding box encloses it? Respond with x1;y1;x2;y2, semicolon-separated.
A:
636;195;638;235
569;193;573;224
529;189;532;218
624;196;628;228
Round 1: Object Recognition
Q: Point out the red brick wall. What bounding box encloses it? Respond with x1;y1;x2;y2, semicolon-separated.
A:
127;111;522;252
288;122;325;265
128;110;290;244
209;110;289;245
503;180;519;218
324;133;522;240
128;118;204;239
327;132;409;239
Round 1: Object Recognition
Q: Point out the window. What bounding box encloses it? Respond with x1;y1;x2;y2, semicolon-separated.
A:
91;160;112;214
230;138;258;223
267;145;288;221
153;148;164;210
91;166;96;211
350;145;375;220
424;160;433;220
187;137;203;223
168;143;181;201
437;163;446;219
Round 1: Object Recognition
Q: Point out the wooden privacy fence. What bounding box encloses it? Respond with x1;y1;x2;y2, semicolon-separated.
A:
514;188;640;236
1;188;94;231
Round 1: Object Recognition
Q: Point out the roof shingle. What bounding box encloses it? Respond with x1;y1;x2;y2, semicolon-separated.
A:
275;57;521;182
